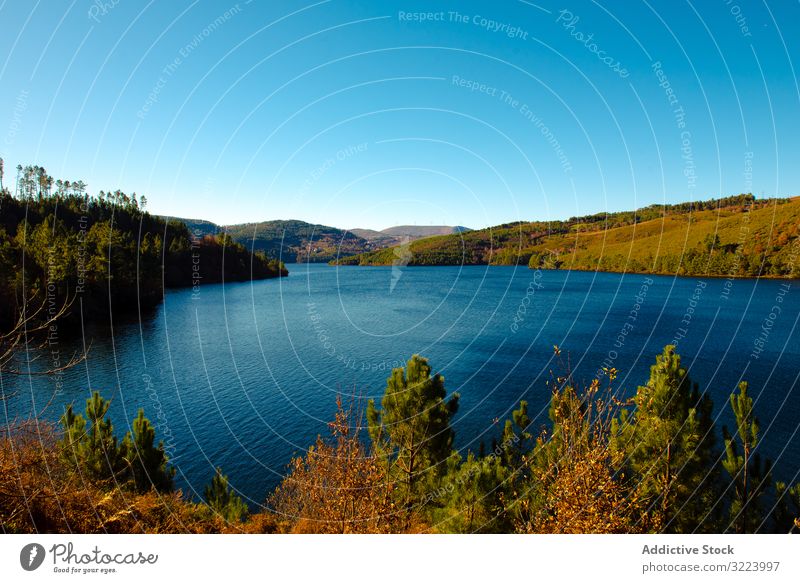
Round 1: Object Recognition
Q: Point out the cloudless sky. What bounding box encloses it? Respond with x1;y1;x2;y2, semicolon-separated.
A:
1;0;798;230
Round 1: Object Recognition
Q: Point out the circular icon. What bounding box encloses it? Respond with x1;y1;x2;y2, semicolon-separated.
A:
20;543;46;571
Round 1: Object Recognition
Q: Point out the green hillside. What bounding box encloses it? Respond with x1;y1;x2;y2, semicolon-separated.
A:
222;219;376;263
332;194;800;278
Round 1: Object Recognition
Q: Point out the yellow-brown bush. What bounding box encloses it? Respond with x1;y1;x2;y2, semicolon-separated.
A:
0;419;279;533
270;397;406;533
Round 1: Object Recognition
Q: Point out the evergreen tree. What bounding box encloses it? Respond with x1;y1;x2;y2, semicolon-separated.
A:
435;452;508;533
611;345;718;532
204;467;249;523
120;409;175;492
367;355;459;515
60;396;175;493
722;381;772;533
500;400;533;470
60;391;122;482
497;400;542;528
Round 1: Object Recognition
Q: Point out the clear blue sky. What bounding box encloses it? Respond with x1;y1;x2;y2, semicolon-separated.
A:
1;0;798;230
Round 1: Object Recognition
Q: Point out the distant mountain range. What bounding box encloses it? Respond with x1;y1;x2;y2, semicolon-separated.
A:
349;225;470;247
160;217;471;263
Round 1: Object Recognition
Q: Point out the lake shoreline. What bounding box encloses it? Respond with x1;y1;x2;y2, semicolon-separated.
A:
326;263;800;282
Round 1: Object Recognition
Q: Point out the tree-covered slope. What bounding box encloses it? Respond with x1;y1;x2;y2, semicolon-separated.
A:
159;216;220;237
0;163;287;328
222;219;373;263
332;194;800;278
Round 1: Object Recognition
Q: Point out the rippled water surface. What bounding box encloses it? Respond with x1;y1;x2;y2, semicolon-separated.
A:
6;264;799;506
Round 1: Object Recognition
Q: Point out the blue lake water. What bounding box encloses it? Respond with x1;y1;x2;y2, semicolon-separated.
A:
4;264;800;507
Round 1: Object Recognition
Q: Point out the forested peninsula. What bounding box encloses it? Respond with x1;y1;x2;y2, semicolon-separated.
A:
332;194;800;279
0;162;286;329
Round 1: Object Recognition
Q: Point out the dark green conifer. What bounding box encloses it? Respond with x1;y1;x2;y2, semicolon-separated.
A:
435;452;508;533
772;482;800;533
367;355;459;513
60;391;122;482
722;381;772;533
204;467;249;523
120;409;175;492
611;345;718;532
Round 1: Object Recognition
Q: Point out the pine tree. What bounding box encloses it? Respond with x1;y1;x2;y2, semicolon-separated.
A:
204;467;249;523
722;381;772;533
611;345;718;532
435;452;508;533
120;409;175;492
367;355;459;515
60;391;122;482
497;399;543;528
500;400;533;470
60;394;175;493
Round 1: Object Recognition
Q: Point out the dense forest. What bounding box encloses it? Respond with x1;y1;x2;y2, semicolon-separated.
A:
0;161;286;330
2;345;798;534
333;194;800;278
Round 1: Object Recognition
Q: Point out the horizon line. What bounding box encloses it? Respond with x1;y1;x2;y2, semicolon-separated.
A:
157;190;791;233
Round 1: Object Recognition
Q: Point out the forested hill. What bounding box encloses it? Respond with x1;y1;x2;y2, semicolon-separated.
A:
0;163;286;329
160;218;378;263
164;218;472;263
332;194;800;278
222;220;372;263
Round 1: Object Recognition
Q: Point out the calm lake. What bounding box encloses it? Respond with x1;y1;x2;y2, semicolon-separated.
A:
5;264;800;507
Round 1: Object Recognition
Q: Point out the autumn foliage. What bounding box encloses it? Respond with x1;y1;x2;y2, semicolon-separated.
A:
270;397;403;533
